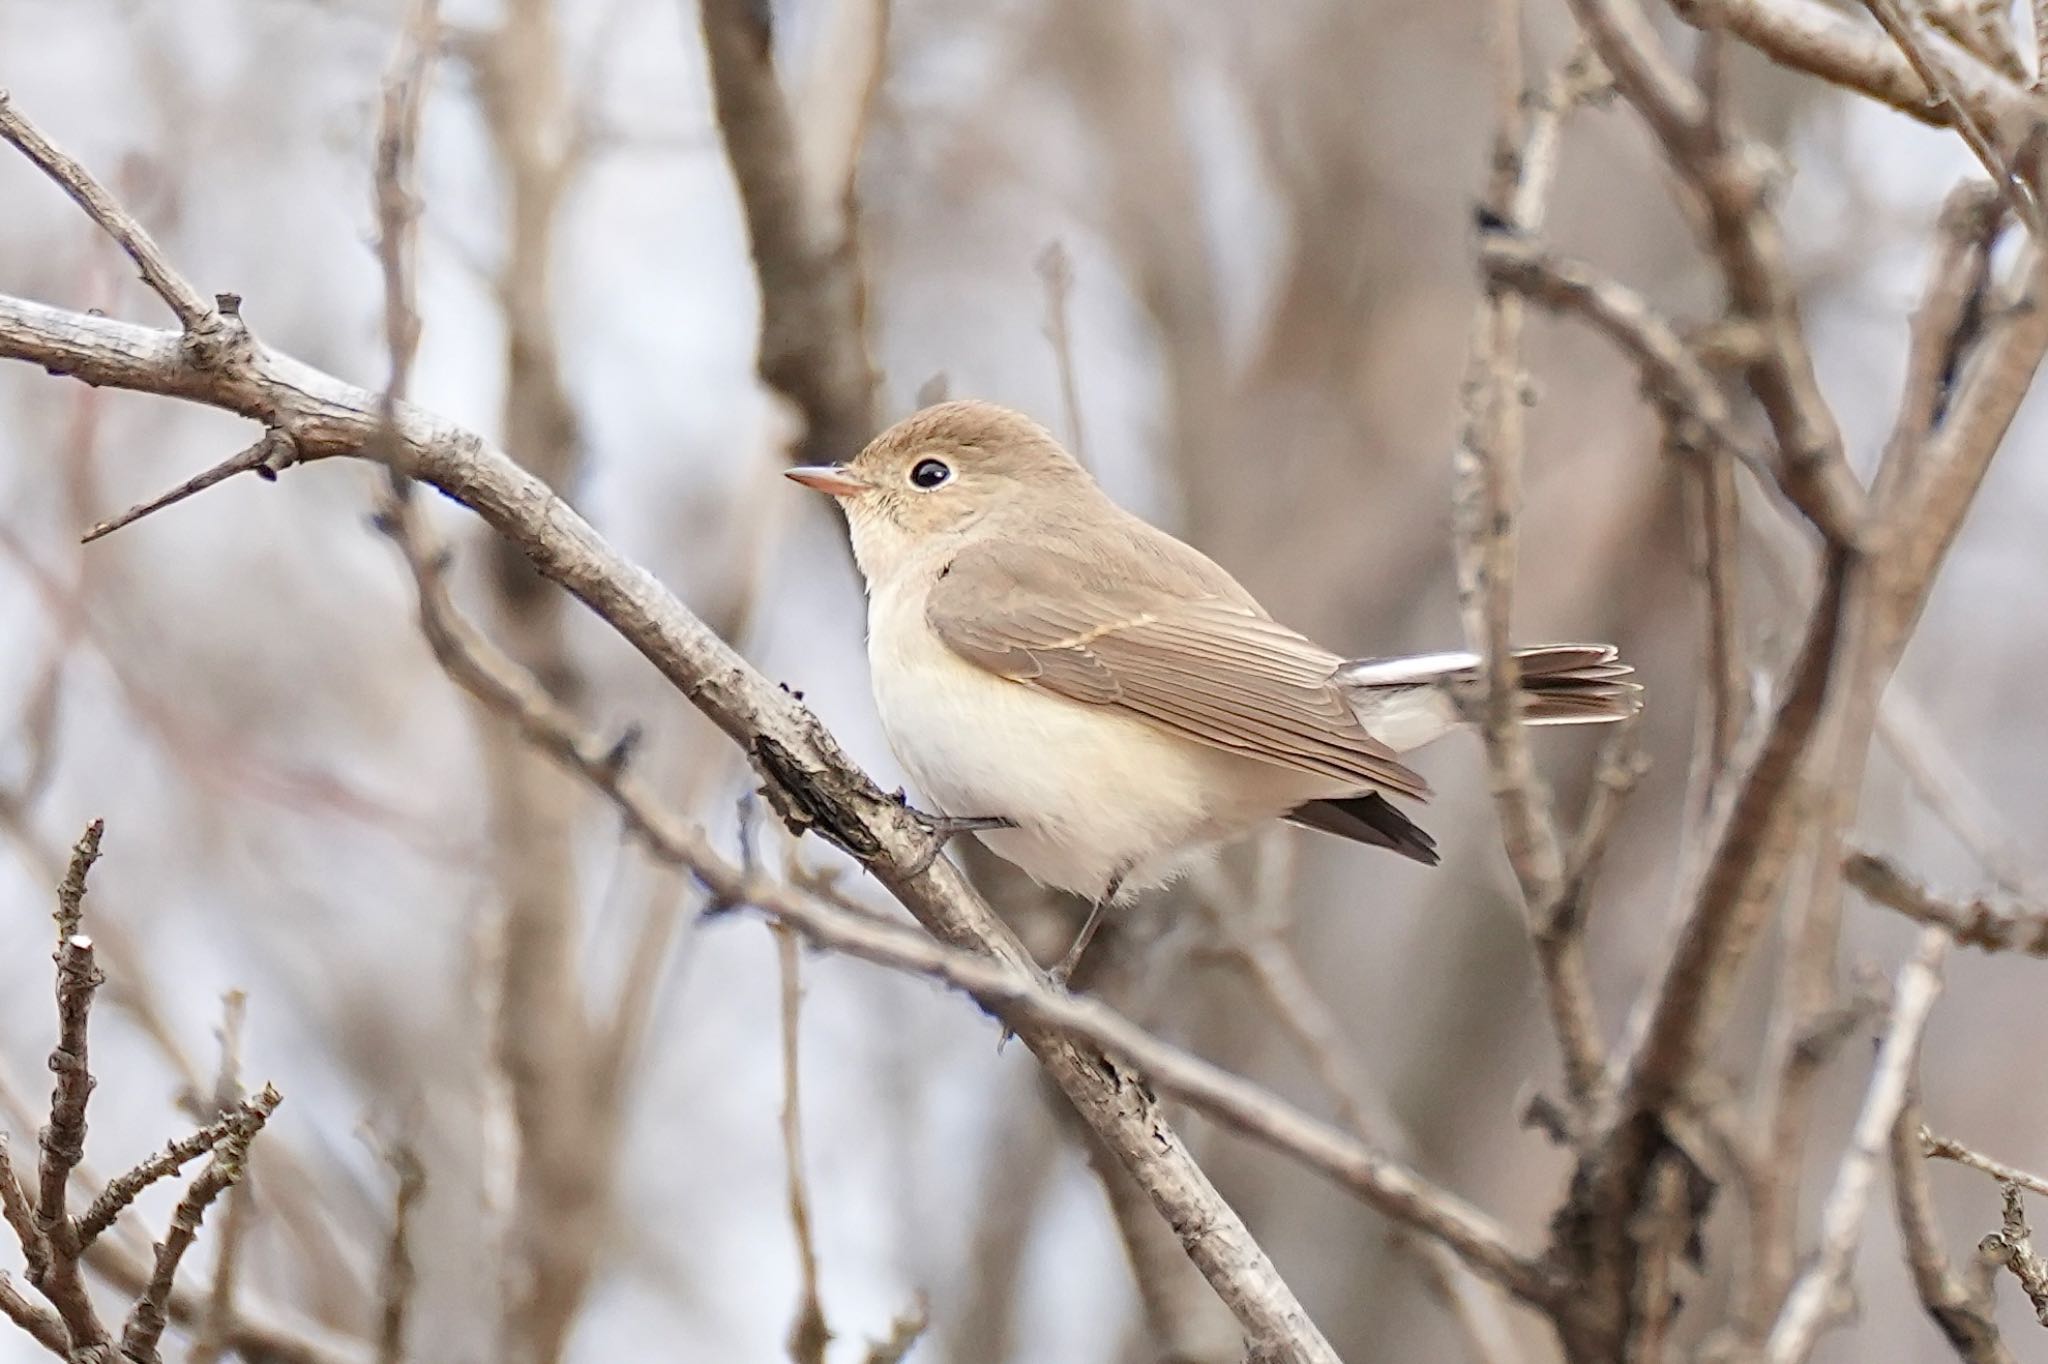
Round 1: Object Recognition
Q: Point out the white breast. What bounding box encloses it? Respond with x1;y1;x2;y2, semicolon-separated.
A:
866;569;1317;899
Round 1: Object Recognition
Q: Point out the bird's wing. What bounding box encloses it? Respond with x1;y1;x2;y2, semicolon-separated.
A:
926;538;1431;800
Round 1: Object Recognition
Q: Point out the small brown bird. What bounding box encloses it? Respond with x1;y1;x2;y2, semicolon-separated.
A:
789;401;1638;980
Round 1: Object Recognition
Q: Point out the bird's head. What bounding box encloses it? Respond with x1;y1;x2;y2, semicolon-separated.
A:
786;400;1095;583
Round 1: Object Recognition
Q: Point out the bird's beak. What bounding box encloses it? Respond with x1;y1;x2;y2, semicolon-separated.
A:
784;465;870;498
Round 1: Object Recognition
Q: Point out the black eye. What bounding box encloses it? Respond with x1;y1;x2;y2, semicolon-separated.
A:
909;458;952;489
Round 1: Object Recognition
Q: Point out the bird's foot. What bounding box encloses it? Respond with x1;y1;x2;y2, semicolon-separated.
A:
1044;886;1117;990
900;804;1014;877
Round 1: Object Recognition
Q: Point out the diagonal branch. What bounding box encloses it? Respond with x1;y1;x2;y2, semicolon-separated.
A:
0;114;1357;1361
0;93;227;346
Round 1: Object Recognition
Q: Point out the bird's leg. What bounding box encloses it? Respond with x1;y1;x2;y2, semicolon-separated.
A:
898;798;1015;877
1048;870;1125;988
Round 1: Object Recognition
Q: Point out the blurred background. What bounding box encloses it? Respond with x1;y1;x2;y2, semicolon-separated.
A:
0;1;2044;1360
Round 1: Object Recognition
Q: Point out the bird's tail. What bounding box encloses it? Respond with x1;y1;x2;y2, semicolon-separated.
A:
1334;644;1640;752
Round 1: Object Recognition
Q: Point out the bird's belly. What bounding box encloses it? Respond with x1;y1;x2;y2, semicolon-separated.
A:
871;621;1319;898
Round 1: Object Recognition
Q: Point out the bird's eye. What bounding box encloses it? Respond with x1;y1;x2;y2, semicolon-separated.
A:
909;458;952;490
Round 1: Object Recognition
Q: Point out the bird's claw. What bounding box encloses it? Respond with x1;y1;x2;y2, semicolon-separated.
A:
901;807;1014;878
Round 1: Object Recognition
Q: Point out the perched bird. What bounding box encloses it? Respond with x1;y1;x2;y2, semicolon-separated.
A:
788;400;1638;980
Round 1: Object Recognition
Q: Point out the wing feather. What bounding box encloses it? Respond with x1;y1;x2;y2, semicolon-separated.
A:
927;541;1430;801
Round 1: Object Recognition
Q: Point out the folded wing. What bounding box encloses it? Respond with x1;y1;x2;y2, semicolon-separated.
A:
928;540;1431;801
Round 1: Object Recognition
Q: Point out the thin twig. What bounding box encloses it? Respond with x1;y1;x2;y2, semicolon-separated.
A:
1924;1131;2048;1200
1982;1184;2048;1326
1764;928;1950;1361
0;1271;65;1355
0;92;228;345
1480;237;1775;493
79;429;296;544
1669;0;2036;133
36;825;110;1353
1197;843;1525;1364
1876;691;2041;897
191;990;252;1364
117;1086;281;1363
1036;240;1090;468
861;1298;928;1364
1891;1093;2013;1363
776;928;831;1364
1846;849;2048;955
1458;26;1608;1114
76;1101;270;1248
1858;0;2046;238
0;1134;48;1285
0;96;1468;1357
374;1143;424;1364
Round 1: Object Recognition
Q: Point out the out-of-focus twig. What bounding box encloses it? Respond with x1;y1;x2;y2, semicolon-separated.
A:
36;822;111;1355
118;1087;281;1364
698;0;877;466
860;1297;928;1364
1982;1185;2048;1326
374;1141;425;1364
1197;839;1527;1364
1457;22;1609;1115
1763;929;1949;1362
0;823;293;1364
1037;240;1090;468
192;990;252;1364
1889;1093;2012;1364
1856;0;2045;238
0;90;1478;1358
1669;0;2038;132
775;928;831;1364
1876;690;2042;898
0;94;228;346
1924;1131;2048;1200
1846;849;2048;955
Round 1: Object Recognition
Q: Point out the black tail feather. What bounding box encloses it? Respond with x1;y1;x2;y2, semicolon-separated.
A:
1287;793;1439;866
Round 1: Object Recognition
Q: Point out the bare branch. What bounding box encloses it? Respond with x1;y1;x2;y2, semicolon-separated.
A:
0;1137;48;1296
0;1271;65;1356
775;929;831;1364
1764;929;1949;1362
76;1100;272;1249
1567;0;1867;545
1847;849;2048;955
1891;1093;2013;1364
0;92;227;345
1857;0;2045;237
1983;1185;2048;1327
1036;241;1091;468
861;1298;928;1364
1458;28;1610;1113
191;991;252;1364
1671;0;2039;132
117;1086;281;1364
374;1143;424;1364
1479;236;1781;498
80;430;296;545
1924;1131;2048;1201
699;0;876;465
37;904;110;1353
